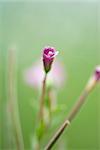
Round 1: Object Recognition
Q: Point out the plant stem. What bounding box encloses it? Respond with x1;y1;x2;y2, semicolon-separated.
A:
8;48;24;150
39;73;47;120
45;79;98;150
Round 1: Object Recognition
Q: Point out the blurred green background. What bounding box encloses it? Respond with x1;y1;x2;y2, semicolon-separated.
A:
0;0;100;149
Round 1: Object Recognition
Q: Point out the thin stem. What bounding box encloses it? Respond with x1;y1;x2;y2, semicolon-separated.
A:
34;73;47;150
8;48;24;150
45;80;97;150
67;90;87;122
39;73;47;120
45;120;70;150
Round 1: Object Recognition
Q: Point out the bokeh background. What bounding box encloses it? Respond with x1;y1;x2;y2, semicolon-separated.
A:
0;0;100;149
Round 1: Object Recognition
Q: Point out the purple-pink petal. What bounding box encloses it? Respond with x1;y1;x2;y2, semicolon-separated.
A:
43;46;55;55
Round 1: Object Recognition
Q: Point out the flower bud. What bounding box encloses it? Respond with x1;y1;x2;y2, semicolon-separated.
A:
94;65;100;81
86;65;100;92
43;46;59;73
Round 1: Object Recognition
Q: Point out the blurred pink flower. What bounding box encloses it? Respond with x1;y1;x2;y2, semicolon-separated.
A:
43;46;59;73
23;59;66;89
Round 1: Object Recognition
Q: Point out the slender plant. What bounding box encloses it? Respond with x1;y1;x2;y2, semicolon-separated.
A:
39;46;59;121
45;65;100;150
35;46;59;149
24;46;99;150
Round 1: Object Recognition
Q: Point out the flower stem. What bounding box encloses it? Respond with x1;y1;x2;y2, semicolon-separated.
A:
39;73;47;120
45;78;98;150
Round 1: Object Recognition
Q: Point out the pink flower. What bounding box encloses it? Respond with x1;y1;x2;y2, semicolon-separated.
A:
43;46;59;73
23;60;66;89
94;65;100;81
